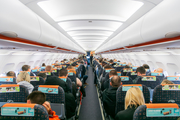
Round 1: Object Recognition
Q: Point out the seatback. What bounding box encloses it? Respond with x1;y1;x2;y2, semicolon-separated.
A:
0;77;16;85
52;68;58;76
153;84;180;104
126;71;137;80
120;76;133;84
31;69;41;75
116;84;150;113
30;76;45;87
0;103;49;120
133;103;180;120
167;76;180;84
0;84;29;102
59;76;72;92
132;66;139;71
121;68;132;76
115;66;124;72
68;70;76;83
150;72;164;83
40;71;54;79
33;85;65;119
136;76;161;89
41;66;46;71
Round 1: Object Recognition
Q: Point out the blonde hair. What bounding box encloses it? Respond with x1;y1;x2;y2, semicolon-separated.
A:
45;65;52;71
125;87;145;109
16;71;31;83
161;79;174;85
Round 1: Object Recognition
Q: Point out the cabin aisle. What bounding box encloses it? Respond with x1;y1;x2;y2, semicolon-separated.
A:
78;66;103;120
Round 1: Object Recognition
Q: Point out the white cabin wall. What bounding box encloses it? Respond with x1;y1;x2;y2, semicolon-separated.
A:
102;51;180;76
0;50;78;75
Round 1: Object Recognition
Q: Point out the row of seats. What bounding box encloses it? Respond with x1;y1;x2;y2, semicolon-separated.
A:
93;58;180;120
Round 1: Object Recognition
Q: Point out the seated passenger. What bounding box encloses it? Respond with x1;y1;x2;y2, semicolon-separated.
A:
22;65;35;76
44;76;76;119
161;79;174;84
27;91;59;120
37;73;47;80
122;65;131;76
102;70;118;91
143;64;151;74
102;76;121;118
154;68;163;73
115;87;145;120
45;65;55;76
132;66;146;84
16;71;34;94
6;71;16;77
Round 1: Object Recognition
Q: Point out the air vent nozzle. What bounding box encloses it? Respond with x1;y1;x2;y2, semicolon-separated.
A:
0;31;18;38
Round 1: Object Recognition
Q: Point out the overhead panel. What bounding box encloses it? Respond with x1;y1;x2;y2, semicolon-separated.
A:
37;0;144;51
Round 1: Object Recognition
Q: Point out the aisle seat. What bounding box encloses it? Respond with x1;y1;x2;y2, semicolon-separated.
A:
33;85;65;119
133;103;180;120
30;76;45;87
116;84;150;114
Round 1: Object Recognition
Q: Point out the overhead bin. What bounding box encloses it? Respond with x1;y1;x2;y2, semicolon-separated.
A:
0;0;84;53
96;0;180;53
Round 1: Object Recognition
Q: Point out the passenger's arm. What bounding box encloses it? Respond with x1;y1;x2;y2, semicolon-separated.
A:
76;78;82;87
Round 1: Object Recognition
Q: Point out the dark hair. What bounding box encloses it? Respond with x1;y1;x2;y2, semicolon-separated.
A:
136;66;146;74
27;91;46;105
109;70;117;76
42;63;46;66
104;64;112;69
59;68;68;77
37;73;47;79
143;64;150;69
109;59;114;63
124;65;130;68
22;65;30;71
6;71;16;77
111;76;121;87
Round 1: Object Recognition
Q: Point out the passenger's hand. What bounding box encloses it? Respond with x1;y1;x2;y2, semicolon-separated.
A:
43;101;51;112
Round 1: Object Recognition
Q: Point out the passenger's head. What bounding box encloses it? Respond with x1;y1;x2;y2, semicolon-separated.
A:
125;87;145;109
155;68;163;73
136;66;146;76
16;71;30;83
104;64;112;69
143;64;150;69
37;73;47;80
34;66;39;69
45;65;52;71
42;63;46;66
161;79;174;85
124;65;130;69
109;70;117;78
22;65;31;72
80;61;84;64
67;65;74;69
110;76;121;87
59;68;68;77
6;71;16;77
27;91;46;105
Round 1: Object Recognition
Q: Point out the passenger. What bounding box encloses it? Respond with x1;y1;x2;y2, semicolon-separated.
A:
115;87;145;120
27;91;59;120
16;71;34;94
155;68;163;73
45;65;53;72
42;63;46;67
102;76;121;118
44;76;76;119
37;73;47;80
109;59;116;66
6;71;16;77
102;70;118;91
161;79;174;84
132;66;146;84
22;65;35;76
79;61;88;85
143;64;151;74
128;62;132;67
122;65;131;76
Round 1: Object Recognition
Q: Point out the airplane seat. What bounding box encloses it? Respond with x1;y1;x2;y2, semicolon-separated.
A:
30;76;45;87
40;71;55;79
133;103;180;120
166;76;180;84
120;76;133;84
153;84;180;104
68;72;77;84
0;84;29;102
33;85;66;119
116;84;150;114
126;72;137;80
136;76;161;89
0;77;16;85
0;103;49;120
115;66;124;72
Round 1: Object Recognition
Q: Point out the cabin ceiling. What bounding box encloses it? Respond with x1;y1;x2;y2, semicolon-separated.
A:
20;0;163;51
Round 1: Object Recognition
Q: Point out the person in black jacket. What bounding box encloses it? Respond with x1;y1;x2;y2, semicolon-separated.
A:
44;76;76;119
115;87;145;120
102;76;121;118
